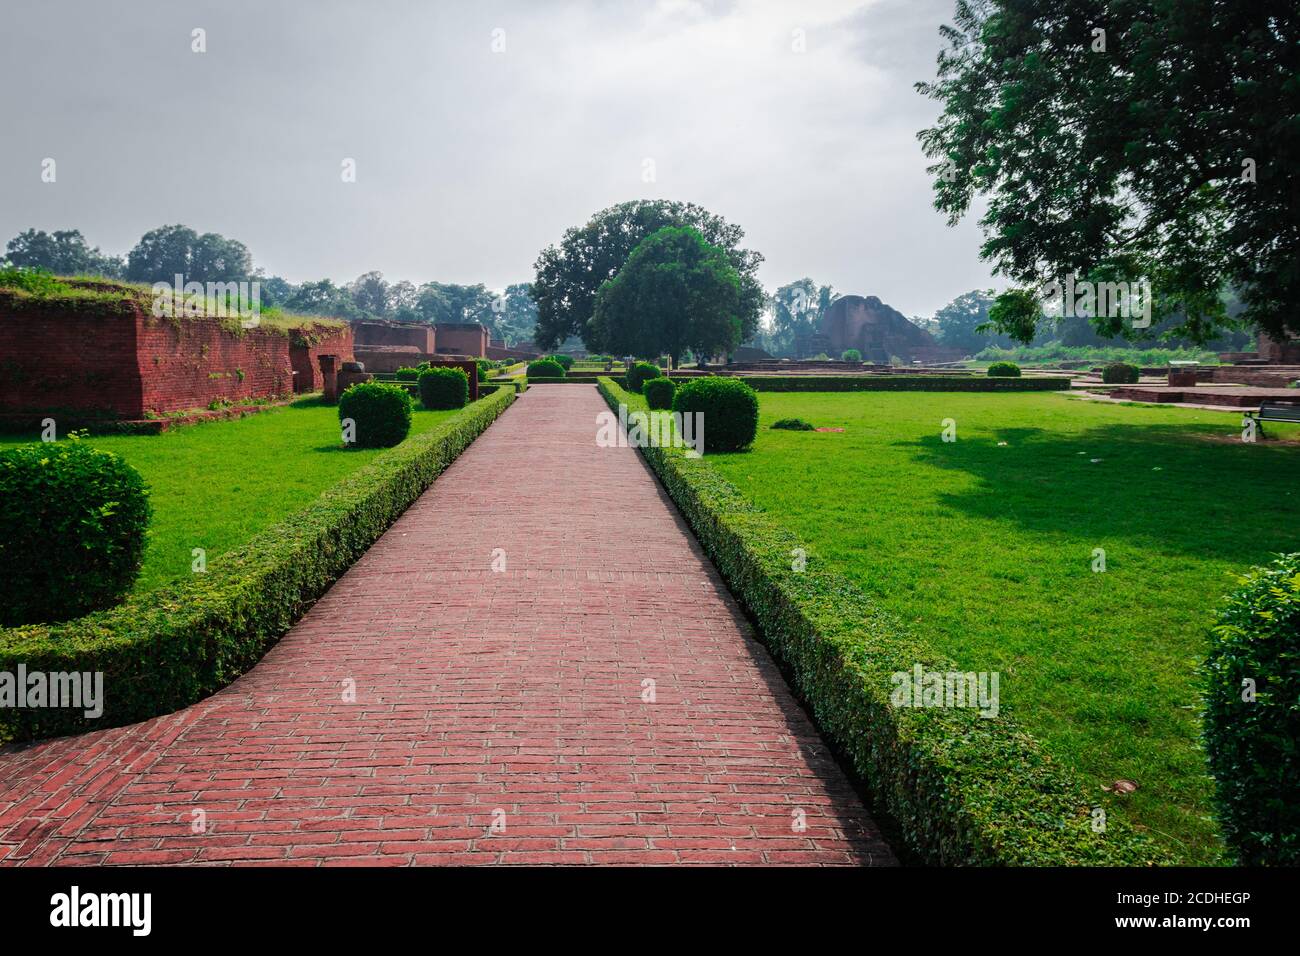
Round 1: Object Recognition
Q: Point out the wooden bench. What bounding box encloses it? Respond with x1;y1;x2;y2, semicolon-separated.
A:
1247;399;1300;436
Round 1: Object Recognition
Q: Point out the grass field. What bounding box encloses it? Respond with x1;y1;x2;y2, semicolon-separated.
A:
0;397;459;594
703;391;1300;864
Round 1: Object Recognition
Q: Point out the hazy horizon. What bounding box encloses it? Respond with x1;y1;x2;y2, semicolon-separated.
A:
0;0;1001;317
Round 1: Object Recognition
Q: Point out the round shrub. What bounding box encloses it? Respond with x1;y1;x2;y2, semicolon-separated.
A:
986;361;1022;378
625;361;662;393
393;365;423;382
1201;552;1300;865
527;358;565;378
418;366;469;410
1102;362;1140;384
643;377;676;410
0;439;151;626
671;377;759;453
841;349;862;363
338;381;412;449
771;418;815;431
548;354;575;371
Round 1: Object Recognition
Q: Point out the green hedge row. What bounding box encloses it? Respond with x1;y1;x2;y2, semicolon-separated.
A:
525;377;594;385
0;386;515;744
596;377;1162;865
735;375;1071;392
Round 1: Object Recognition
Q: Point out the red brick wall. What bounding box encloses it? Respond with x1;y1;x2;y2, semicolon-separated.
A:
290;327;355;393
0;301;333;418
353;321;434;351
434;324;489;357
134;314;294;413
0;301;143;416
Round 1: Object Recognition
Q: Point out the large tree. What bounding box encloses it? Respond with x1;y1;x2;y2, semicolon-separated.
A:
126;224;252;284
917;0;1300;344
532;199;764;351
590;226;742;366
5;228;122;277
769;278;838;356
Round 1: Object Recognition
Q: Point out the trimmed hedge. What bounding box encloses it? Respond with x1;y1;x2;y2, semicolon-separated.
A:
0;440;152;626
1102;362;1140;384
547;354;575;370
643;376;677;410
671;376;759;453
1202;552;1300;865
986;361;1022;378
523;377;592;385
624;361;663;393
418;366;469;410
597;376;1162;865
339;381;412;448
737;375;1070;392
527;358;565;378
0;387;515;745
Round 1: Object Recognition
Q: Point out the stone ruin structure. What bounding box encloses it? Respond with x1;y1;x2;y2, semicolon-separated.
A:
813;295;963;365
350;319;495;372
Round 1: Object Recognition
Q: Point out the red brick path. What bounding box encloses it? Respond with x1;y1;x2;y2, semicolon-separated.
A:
0;387;893;866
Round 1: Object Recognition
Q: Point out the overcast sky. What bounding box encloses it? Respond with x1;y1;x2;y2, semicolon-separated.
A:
0;0;999;317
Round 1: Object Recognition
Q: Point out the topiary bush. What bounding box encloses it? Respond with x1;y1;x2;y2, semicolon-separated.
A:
419;366;469;410
1102;362;1140;384
671;376;759;453
771;418;815;431
1201;552;1300;865
393;365;424;382
643;376;676;410
548;354;574;371
986;361;1022;378
841;349;862;363
338;381;412;449
0;438;152;626
624;361;662;393
527;358;565;378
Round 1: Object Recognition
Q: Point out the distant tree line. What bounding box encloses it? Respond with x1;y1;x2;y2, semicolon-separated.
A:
2;225;539;346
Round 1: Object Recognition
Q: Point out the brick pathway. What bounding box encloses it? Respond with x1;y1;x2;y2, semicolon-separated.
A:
0;387;893;866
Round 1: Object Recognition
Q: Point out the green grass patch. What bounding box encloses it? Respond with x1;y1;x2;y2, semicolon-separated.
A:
702;391;1300;864
0;397;462;595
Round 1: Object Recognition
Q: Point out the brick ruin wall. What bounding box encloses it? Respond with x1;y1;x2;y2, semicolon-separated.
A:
0;302;354;419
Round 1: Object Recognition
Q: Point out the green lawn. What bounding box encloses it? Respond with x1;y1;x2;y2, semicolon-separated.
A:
704;391;1300;864
0;397;460;594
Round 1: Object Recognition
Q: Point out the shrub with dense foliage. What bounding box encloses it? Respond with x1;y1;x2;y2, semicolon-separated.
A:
1102;362;1141;384
338;381;413;449
739;375;1069;392
671;376;759;453
595;376;1160;865
393;365;424;382
986;361;1022;378
643;377;676;410
527;358;565;379
771;418;815;431
548;354;575;370
1202;553;1300;866
418;366;469;410
0;439;152;626
0;388;515;744
624;361;662;393
841;349;862;363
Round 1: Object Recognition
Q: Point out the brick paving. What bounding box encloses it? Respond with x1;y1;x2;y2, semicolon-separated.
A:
0;386;893;866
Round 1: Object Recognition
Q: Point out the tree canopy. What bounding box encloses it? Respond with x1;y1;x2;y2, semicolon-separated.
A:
590;226;742;365
917;0;1300;344
531;199;763;351
5;229;123;278
126;224;253;284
